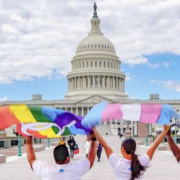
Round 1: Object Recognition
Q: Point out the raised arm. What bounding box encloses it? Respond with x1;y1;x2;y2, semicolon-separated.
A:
166;128;180;162
92;127;113;158
146;125;170;160
87;134;97;168
26;136;36;170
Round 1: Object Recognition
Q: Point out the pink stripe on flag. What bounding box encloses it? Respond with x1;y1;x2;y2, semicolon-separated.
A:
140;104;162;123
101;104;123;123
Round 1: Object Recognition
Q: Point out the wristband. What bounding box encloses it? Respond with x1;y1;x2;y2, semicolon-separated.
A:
91;138;97;141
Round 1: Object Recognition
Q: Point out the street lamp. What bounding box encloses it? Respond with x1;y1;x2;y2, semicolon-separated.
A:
18;134;22;156
145;124;148;147
174;118;177;144
47;138;50;148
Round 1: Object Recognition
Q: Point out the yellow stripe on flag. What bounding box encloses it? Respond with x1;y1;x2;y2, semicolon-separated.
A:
38;128;59;138
10;105;37;123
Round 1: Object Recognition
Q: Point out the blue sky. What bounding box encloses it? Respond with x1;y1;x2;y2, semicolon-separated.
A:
0;0;180;101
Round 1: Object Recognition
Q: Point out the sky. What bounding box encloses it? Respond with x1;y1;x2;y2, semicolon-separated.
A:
0;0;180;101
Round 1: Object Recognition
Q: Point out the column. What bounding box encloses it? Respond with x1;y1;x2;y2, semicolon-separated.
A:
116;77;118;90
102;76;105;89
72;78;74;90
71;108;73;113
83;76;85;89
113;77;115;89
69;79;71;90
98;76;100;89
118;78;120;90
74;77;76;90
76;107;78;115
120;78;122;90
88;76;90;89
78;77;79;89
122;79;124;91
93;76;95;89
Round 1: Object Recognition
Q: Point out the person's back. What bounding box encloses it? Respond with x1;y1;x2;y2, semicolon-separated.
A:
109;153;149;180
33;158;90;180
93;125;170;180
26;135;97;180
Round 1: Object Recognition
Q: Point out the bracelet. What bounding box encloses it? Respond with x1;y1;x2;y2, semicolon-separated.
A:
91;138;97;141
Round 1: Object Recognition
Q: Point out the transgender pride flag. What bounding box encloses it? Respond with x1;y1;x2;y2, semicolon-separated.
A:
81;102;180;128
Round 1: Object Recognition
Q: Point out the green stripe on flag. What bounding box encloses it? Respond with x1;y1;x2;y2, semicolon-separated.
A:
28;106;52;123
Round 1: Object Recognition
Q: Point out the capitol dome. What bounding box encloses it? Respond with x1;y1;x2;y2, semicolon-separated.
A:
76;34;116;54
65;3;128;101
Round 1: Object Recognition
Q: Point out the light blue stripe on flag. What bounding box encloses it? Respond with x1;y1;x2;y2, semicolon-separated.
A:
82;102;107;128
157;104;179;125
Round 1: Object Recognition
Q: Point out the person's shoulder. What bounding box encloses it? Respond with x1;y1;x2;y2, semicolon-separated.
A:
139;154;150;166
109;153;122;163
73;158;90;165
109;153;119;159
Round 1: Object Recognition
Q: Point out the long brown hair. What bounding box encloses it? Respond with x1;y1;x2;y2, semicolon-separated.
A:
122;138;147;180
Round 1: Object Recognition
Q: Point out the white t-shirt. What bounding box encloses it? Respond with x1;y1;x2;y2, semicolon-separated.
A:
32;158;90;180
109;153;150;180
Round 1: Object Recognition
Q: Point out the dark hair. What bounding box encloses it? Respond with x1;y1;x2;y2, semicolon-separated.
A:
53;145;69;164
121;138;147;180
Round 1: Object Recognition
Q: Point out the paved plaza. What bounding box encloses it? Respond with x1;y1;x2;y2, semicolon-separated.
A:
0;135;180;180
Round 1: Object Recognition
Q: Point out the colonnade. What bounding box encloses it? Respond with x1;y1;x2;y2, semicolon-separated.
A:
60;107;91;117
72;60;119;70
68;75;125;91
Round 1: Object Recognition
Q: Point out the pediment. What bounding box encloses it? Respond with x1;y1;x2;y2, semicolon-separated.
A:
76;95;115;104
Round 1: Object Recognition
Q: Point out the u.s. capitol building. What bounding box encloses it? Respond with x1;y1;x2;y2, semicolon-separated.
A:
0;4;180;139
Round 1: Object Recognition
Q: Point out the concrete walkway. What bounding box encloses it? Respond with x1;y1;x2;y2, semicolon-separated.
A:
0;135;180;180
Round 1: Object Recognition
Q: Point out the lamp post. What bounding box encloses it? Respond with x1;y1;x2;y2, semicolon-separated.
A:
47;138;50;148
18;134;22;156
174;118;177;144
146;124;148;147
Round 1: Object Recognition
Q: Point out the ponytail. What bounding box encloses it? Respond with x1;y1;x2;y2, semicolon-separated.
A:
130;152;146;180
121;138;147;180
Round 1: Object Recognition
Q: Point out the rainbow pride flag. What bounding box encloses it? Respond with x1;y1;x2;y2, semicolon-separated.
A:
0;105;89;138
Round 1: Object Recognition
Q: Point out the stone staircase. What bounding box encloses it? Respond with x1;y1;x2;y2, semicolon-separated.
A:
96;125;112;135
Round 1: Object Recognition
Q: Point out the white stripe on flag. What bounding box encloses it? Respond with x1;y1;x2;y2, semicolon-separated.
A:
121;104;141;121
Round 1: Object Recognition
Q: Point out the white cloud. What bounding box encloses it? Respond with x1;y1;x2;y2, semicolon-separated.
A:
125;73;134;81
147;62;160;68
162;61;170;68
0;97;9;102
150;80;180;92
0;0;179;84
